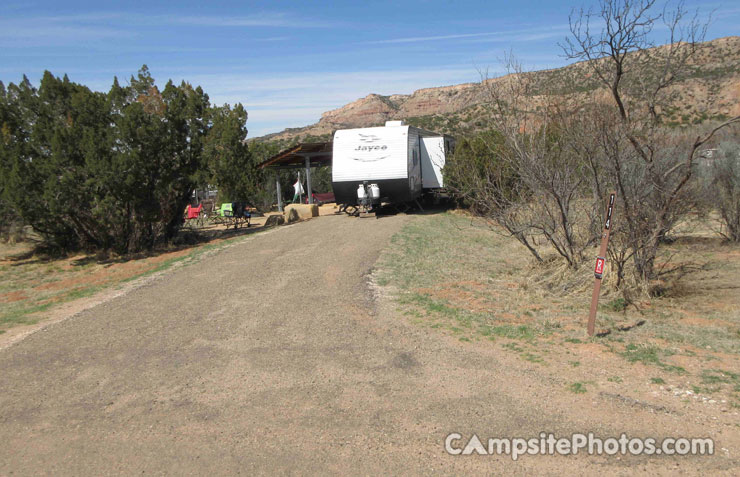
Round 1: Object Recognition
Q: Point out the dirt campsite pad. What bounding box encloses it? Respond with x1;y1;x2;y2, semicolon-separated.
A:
0;211;739;474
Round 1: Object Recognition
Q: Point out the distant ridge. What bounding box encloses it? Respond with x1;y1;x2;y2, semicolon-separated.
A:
254;36;740;144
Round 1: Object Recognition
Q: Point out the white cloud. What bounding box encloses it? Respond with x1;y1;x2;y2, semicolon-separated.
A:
366;32;505;45
0;18;129;46
169;13;334;28
464;30;569;44
0;10;331;47
175;67;486;137
253;36;291;42
363;25;569;45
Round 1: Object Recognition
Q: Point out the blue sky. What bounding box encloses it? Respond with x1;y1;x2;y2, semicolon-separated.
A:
1;1;737;137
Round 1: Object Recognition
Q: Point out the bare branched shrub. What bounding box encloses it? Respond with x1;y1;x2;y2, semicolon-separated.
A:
563;0;739;282
444;129;541;259
445;0;740;296
448;0;739;294
708;142;740;242
446;59;601;268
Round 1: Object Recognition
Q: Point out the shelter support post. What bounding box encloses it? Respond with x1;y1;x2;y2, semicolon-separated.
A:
276;177;283;212
305;156;313;204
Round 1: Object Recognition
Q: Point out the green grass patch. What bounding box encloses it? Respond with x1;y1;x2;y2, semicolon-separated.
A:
401;293;459;317
64;286;103;300
490;324;538;341
701;369;740;386
1;303;52;327
650;377;666;385
502;342;524;353
501;341;545;364
569;382;587;394
522;352;545;364
603;297;628;312
619;343;687;374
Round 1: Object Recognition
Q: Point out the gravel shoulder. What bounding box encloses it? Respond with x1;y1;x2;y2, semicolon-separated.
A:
0;213;736;475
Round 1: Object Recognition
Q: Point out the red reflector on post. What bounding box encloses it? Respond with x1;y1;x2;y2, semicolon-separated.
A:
594;256;605;279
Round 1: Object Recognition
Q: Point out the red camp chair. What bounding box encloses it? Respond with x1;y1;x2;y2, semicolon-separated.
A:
184;204;206;227
186;204;203;220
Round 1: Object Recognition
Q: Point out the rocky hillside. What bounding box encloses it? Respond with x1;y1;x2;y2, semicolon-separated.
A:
255;36;740;144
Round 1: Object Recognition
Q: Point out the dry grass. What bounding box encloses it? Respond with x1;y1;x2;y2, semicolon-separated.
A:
375;211;740;408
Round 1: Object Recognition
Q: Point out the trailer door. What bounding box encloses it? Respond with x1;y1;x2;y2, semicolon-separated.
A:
420;136;445;188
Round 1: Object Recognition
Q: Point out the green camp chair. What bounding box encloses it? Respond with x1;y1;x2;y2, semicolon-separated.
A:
220;203;234;217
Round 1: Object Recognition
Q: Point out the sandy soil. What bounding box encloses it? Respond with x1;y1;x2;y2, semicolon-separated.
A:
0;213;737;475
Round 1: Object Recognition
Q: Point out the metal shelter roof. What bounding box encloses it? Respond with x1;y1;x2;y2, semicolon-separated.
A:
258;142;332;169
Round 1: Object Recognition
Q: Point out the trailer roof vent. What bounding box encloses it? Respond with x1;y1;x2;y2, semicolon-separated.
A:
385;120;405;127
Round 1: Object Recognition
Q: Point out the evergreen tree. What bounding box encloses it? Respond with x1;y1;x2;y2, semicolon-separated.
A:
204;104;253;203
0;66;268;252
1;67;216;252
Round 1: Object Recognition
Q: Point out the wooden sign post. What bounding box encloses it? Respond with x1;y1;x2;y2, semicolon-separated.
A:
587;192;616;336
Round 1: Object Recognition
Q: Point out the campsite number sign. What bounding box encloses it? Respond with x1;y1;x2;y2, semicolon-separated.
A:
604;193;614;230
587;192;616;336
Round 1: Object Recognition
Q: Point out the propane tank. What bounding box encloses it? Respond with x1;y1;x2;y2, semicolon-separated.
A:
357;184;366;201
369;184;380;201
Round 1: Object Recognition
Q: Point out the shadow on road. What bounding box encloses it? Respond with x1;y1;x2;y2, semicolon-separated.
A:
373;201;454;219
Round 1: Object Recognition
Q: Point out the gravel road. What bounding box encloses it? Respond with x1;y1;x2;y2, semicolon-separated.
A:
0;214;736;475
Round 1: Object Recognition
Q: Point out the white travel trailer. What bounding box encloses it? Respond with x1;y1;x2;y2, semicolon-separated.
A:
331;121;454;208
